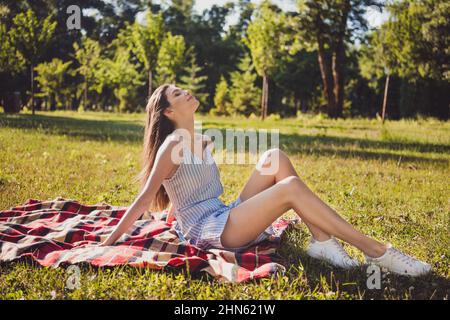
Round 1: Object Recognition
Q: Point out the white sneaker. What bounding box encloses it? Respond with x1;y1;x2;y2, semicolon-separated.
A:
306;236;360;269
364;243;432;277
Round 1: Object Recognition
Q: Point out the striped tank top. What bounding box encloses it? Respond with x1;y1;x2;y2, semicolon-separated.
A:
161;134;230;245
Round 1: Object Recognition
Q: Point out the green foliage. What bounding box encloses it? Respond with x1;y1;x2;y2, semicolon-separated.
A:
382;0;449;81
10;9;56;65
296;0;382;49
362;0;449;84
227;54;262;116
211;75;231;116
104;46;145;112
0;0;447;119
130;11;165;72
34;58;73;109
73;38;105;96
359;25;397;91
274;49;322;114
156;32;186;85
179;48;209;111
242;1;288;77
0;23;25;75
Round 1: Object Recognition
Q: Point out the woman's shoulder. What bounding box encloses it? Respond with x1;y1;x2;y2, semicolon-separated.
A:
166;132;184;142
159;134;185;162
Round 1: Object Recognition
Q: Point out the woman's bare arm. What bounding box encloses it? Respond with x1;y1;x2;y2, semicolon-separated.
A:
100;135;182;246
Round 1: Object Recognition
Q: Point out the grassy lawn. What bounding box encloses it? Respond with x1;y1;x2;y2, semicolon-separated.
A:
0;110;449;299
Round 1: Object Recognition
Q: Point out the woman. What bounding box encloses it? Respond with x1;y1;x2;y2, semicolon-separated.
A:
101;83;431;277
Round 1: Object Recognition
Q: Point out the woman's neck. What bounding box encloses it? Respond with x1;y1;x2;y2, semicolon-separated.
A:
174;116;197;145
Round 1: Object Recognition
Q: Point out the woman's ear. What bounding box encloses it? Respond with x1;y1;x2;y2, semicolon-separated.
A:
163;107;174;120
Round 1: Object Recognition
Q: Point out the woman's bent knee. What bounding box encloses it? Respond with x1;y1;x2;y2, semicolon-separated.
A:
275;176;301;206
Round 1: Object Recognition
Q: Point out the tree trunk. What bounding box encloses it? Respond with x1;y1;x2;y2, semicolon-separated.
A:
330;1;350;119
382;73;390;124
317;36;335;115
31;64;35;115
294;95;299;115
265;75;269;118
331;40;345;118
84;79;88;109
50;93;56;111
261;73;269;120
300;96;307;113
2;92;20;114
148;69;153;98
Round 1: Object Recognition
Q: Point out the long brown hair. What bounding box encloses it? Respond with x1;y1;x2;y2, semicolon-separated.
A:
133;83;175;212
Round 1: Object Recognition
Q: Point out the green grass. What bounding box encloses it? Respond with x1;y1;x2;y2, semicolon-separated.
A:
0;110;449;300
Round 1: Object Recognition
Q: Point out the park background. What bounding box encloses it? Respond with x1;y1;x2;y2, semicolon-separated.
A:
0;0;449;300
0;0;448;119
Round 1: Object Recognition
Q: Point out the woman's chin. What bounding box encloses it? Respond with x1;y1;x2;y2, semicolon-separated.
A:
193;101;200;112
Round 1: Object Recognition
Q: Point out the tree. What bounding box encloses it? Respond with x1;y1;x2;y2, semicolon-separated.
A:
130;10;165;98
212;75;231;116
228;54;261;116
160;0;195;36
0;23;25;75
10;9;56;115
179;48;209;111
0;21;26;113
84;0;149;45
274;49;321;115
184;2;239;112
73;38;104;110
359;0;449;121
382;0;449;81
295;0;383;118
104;46;144;112
359;25;397;123
34;58;73;110
156;32;186;85
243;1;290;120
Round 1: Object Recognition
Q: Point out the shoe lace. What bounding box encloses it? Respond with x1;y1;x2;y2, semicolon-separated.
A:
331;238;354;264
390;248;416;267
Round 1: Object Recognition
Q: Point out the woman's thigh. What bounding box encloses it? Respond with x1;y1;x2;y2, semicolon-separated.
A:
220;176;298;248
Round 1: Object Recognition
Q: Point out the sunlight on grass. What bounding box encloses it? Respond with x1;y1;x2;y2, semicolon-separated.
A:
0;111;448;299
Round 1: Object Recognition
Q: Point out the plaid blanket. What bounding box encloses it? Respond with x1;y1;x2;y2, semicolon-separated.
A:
0;197;300;283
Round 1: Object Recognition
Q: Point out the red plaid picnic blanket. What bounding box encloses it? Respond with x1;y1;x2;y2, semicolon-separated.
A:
0;197;300;283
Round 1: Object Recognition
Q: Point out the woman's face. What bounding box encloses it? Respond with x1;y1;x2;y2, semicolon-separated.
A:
164;85;199;121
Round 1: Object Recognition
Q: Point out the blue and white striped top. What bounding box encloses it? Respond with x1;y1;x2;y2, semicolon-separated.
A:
161;133;230;245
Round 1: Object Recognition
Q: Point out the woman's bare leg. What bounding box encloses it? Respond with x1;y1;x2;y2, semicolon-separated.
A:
238;148;330;241
221;149;387;258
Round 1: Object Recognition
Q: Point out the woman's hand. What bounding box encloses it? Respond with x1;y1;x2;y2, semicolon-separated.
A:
166;202;175;224
99;239;114;247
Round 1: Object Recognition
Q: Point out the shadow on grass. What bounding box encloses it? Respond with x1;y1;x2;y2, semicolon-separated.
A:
1;114;448;168
0;113;145;143
273;228;450;300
